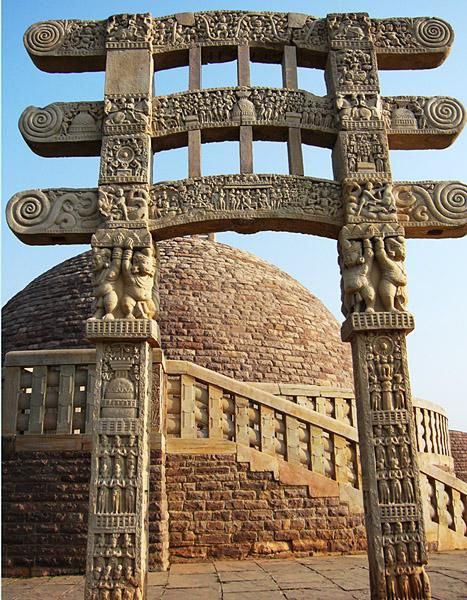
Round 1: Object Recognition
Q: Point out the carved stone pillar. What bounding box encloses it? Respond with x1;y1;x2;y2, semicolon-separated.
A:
84;14;167;600
326;12;431;600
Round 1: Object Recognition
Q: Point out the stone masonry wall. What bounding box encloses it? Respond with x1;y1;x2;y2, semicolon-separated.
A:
450;430;467;483
165;453;366;562
2;445;366;576
2;442;90;577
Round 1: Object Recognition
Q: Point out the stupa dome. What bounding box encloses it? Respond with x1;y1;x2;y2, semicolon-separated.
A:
2;236;353;388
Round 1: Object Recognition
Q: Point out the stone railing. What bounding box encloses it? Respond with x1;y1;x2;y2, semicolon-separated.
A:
3;349;467;548
414;397;452;463
165;360;360;489
2;349;96;436
1;350;452;468
420;463;467;549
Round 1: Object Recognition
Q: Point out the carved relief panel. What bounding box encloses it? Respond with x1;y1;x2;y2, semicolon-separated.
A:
90;228;158;321
338;223;407;317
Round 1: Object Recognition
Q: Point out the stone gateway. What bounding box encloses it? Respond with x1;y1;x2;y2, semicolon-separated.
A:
5;9;467;600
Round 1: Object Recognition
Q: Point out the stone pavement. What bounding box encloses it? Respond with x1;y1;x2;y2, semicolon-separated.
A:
2;552;467;600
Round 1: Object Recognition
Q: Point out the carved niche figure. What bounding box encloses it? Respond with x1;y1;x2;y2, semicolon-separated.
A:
339;225;408;315
374;235;407;312
97;460;111;513
109;463;126;514
345;180;397;222
121;239;157;319
92;246;123;320
339;236;375;315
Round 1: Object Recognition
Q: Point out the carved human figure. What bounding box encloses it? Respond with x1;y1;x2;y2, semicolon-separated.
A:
97;461;110;513
375;440;387;470
109;463;126;514
408;539;420;564
340;237;375;314
402;474;415;503
378;475;391;504
391;470;403;504
387;442;399;469
111;435;127;471
397;567;411;600
99;188;129;221
392;373;406;409
121;239;157;319
399;440;411;468
374;235;407;312
92;246;123;320
410;571;424;599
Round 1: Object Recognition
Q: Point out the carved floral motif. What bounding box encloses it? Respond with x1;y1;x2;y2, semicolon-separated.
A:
394;181;467;227
100;136;151;183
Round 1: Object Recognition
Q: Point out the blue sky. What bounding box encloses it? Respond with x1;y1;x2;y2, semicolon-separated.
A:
2;0;466;429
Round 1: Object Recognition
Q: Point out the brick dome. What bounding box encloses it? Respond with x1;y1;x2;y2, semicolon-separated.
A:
2;237;353;388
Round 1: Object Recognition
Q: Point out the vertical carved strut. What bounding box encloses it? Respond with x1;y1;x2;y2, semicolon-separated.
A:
84;14;168;600
326;13;431;600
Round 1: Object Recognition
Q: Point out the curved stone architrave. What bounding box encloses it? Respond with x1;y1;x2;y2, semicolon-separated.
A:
152;87;336;149
6;188;102;244
24;14;452;73
7;177;466;245
394;181;467;238
148;174;343;239
385;95;466;149
18;101;104;156
19;92;465;157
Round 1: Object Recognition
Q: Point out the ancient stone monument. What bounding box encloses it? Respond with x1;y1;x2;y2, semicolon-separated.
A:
6;8;466;600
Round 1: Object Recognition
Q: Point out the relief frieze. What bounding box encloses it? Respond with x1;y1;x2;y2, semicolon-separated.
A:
23;15;454;64
7;177;467;244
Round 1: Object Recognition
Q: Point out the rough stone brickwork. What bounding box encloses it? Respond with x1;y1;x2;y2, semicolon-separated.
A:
165;453;366;562
1;444;90;577
2;237;353;388
449;430;467;483
2;446;366;576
